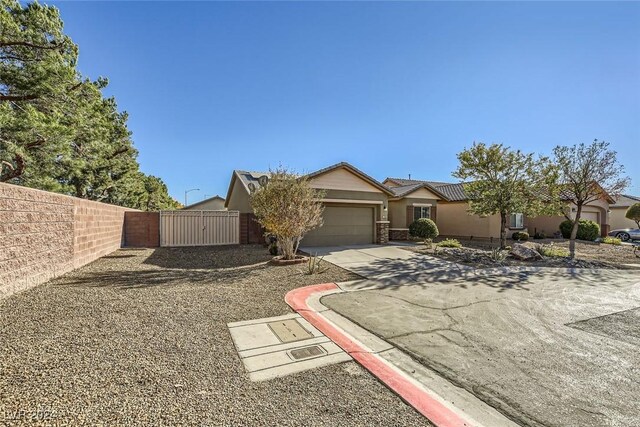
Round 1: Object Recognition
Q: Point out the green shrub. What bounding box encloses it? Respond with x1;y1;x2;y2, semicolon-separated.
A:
438;238;462;248
602;236;622;245
626;203;640;228
538;244;570;258
559;219;600;241
409;218;439;241
511;231;529;241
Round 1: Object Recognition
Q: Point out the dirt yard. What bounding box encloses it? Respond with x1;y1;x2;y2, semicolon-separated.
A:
406;238;640;269
0;245;429;426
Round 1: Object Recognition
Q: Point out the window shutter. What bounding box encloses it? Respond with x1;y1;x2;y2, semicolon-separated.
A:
406;206;413;226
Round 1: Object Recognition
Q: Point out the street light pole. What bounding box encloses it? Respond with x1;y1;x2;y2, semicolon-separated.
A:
185;188;200;206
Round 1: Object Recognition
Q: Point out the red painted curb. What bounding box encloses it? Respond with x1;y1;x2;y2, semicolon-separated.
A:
285;283;473;427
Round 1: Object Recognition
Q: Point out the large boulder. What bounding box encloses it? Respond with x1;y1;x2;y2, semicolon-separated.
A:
510;242;543;261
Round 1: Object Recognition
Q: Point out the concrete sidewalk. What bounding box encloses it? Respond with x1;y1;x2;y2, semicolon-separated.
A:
323;269;640;427
286;282;519;427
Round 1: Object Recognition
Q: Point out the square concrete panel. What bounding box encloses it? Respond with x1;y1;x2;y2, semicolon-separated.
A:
228;314;351;382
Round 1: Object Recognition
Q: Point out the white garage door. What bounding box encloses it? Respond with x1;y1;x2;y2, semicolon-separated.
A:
302;206;374;247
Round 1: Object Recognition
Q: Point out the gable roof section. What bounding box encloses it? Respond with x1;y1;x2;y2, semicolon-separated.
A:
384;177;450;186
225;163;394;207
184;195;225;209
388;182;449;200
385;177;467;201
306;162;394;196
224;170;266;208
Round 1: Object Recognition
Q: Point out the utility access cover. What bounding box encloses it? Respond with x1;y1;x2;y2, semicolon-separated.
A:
268;319;313;343
289;345;326;360
228;313;351;381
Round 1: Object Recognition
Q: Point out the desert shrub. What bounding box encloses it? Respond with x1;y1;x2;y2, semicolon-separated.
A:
511;231;529;241
602;236;622;245
490;247;508;262
559;219;600;241
438;238;462;248
537;244;570;258
306;254;328;275
533;231;546;240
409;218;439;241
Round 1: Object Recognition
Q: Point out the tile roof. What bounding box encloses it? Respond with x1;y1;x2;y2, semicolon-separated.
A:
388;183;422;197
386;177;468;201
430;182;468;201
611;194;640;208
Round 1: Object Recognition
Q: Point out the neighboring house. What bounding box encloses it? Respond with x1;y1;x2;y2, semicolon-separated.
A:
182;195;226;211
385;177;613;239
609;194;640;229
225;161;615;247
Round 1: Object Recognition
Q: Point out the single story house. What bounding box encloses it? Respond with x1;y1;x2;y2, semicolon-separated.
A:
182;195;226;211
225;162;616;246
225;163;394;245
609;194;640;230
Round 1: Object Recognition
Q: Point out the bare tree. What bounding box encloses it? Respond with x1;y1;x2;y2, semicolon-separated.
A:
250;167;325;260
553;140;630;258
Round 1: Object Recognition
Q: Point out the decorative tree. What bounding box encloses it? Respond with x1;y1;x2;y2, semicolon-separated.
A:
454;143;563;249
553;140;629;258
250;168;325;260
626;203;640;228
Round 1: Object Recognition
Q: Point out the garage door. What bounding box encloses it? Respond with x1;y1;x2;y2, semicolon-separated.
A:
302;206;374;246
581;211;599;224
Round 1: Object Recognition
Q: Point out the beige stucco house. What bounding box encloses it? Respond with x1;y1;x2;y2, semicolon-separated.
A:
609;195;640;230
226;163;394;245
385;177;615;240
182;195;226;211
225;161;616;246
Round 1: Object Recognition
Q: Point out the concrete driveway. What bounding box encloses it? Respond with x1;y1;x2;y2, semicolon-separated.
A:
300;244;469;284
322;268;640;427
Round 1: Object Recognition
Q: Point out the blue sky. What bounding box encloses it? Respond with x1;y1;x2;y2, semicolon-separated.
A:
52;1;640;203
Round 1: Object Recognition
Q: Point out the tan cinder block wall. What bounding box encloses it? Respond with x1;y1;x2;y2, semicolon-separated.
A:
0;182;135;300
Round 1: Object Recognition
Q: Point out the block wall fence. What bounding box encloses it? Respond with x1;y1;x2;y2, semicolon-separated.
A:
0;182;136;300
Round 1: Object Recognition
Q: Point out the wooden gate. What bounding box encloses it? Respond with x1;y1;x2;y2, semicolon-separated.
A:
160;210;239;247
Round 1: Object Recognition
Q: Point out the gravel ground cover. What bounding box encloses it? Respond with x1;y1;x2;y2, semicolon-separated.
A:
0;245;430;426
405;238;640;269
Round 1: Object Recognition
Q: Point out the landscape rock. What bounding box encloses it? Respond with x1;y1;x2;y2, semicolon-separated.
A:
510;243;543;261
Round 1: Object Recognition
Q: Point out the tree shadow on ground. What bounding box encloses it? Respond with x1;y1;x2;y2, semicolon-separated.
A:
142;245;272;270
340;254;640;293
53;264;265;290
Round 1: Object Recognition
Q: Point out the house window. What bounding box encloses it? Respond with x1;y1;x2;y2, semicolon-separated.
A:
510;213;524;228
414;206;431;220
